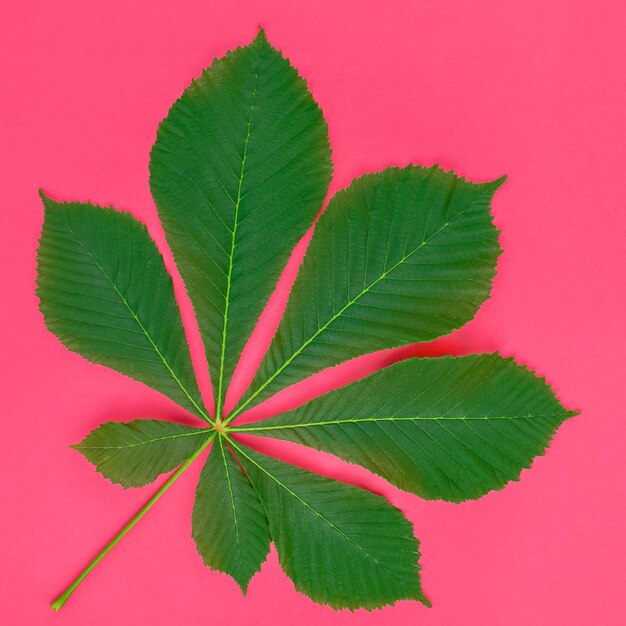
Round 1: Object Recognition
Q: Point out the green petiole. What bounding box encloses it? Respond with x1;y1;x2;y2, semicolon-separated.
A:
51;434;215;611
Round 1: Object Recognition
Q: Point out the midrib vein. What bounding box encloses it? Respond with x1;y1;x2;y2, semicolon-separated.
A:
232;414;560;432
219;436;242;560
76;429;212;450
215;43;262;421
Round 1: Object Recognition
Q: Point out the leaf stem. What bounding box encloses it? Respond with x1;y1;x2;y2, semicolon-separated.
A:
50;434;214;611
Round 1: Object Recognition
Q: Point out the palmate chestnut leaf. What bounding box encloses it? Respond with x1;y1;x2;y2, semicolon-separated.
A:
37;30;576;612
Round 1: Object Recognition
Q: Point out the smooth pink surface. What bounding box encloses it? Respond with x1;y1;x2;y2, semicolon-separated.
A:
1;1;625;624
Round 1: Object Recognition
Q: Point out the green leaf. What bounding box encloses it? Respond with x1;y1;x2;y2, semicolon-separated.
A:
36;195;209;421
149;30;332;417
232;166;503;417
192;435;270;592
44;32;578;614
73;420;211;488
231;441;428;610
235;354;575;502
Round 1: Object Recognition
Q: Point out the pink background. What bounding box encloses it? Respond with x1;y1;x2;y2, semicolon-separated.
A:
1;1;625;624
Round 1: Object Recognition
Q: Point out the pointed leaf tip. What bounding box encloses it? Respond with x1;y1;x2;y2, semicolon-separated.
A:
254;27;269;45
38;189;56;208
492;174;507;189
419;593;433;608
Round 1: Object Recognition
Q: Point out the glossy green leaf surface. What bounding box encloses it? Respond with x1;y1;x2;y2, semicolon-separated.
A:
192;436;270;591
36;195;208;420
232;442;428;610
233;166;503;417
150;30;332;417
73;420;211;487
236;354;575;502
